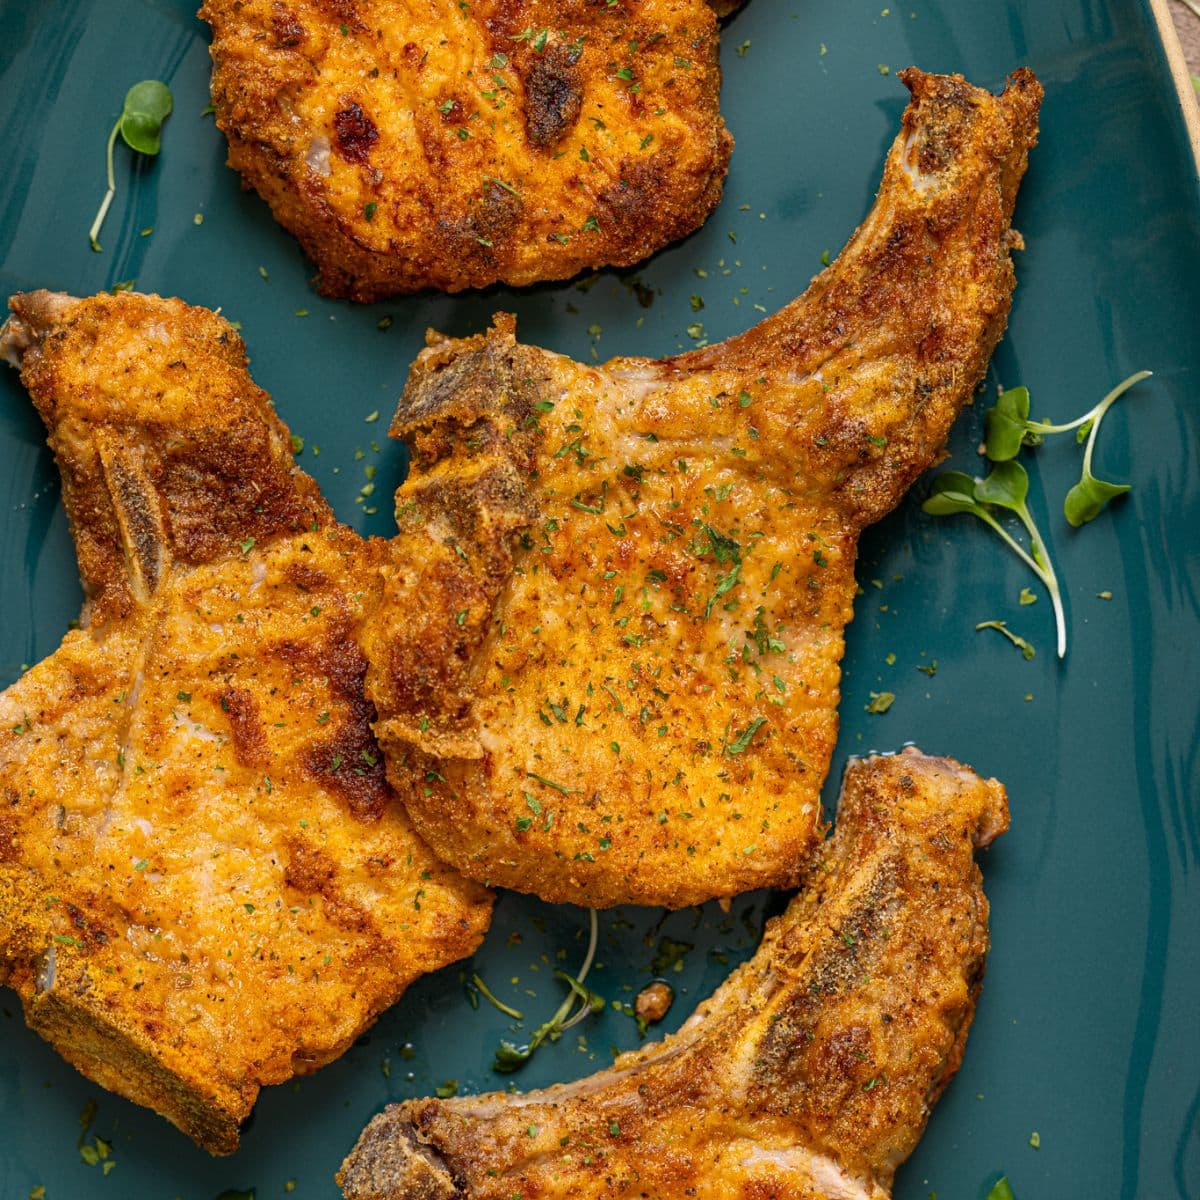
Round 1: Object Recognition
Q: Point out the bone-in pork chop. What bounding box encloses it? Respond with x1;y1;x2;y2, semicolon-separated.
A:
0;291;492;1154
200;0;732;298
361;68;1041;907
339;749;1009;1200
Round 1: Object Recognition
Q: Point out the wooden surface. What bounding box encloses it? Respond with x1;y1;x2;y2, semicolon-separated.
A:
1170;0;1200;74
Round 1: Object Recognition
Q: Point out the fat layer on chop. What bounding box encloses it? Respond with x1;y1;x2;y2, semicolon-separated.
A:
339;749;1010;1200
361;68;1042;908
0;291;492;1154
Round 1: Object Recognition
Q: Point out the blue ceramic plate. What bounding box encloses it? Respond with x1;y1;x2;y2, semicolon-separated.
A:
2;2;1198;1197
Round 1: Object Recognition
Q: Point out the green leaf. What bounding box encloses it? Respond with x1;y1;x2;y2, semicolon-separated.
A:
493;1039;532;1071
124;80;173;122
921;470;980;516
987;1177;1016;1200
1064;476;1130;527
974;460;1029;511
983;386;1030;461
120;81;173;154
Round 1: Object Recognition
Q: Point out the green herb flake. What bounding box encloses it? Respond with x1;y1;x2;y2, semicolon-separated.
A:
727;716;767;754
976;619;1036;660
865;691;895;714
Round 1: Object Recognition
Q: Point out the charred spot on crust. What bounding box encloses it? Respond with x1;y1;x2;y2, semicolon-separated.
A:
284;835;336;893
474;179;523;248
317;0;364;30
333;101;379;165
437;97;464;125
66;903;111;952
218;686;269;769
284;838;371;933
155;418;325;565
524;44;583;149
271;2;304;47
285;562;330;593
286;621;390;822
595;158;668;246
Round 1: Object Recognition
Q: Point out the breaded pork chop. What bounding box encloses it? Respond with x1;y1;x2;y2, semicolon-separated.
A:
339;750;1009;1200
0;291;492;1154
360;69;1041;908
200;0;732;299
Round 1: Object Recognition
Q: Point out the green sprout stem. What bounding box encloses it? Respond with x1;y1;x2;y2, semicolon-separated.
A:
1010;505;1066;659
491;909;600;1071
1024;369;1152;436
472;974;523;1020
974;507;1065;657
551;908;599;1033
88;118;122;252
1076;369;1152;482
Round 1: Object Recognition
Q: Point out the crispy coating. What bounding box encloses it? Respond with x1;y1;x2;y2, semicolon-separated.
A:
338;749;1010;1200
201;0;733;299
0;291;492;1154
361;69;1042;908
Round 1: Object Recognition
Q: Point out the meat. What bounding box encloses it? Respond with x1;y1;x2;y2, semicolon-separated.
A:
361;68;1042;908
0;291;493;1154
200;0;732;299
338;749;1009;1200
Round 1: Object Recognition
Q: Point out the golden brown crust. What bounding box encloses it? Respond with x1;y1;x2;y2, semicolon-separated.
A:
363;69;1041;908
338;750;1009;1200
0;291;493;1154
200;0;733;299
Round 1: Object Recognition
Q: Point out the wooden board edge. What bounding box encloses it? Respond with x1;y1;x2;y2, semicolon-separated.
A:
1148;0;1200;175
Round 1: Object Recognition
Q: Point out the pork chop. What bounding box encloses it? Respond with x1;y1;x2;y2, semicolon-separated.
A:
200;0;732;299
361;68;1042;907
338;749;1009;1200
0;291;493;1154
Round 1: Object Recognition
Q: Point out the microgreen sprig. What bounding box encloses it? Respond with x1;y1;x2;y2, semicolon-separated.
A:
926;370;1152;658
984;371;1152;525
923;463;1066;657
1062;371;1151;526
492;909;603;1072
89;81;173;252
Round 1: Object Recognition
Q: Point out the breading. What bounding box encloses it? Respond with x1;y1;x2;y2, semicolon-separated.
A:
201;0;733;299
0;291;493;1154
360;68;1042;907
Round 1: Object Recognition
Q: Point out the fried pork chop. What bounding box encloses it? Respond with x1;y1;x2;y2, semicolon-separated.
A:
200;0;732;299
0;291;493;1154
339;749;1009;1200
361;68;1042;908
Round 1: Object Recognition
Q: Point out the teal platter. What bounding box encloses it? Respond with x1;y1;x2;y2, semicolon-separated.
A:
2;1;1199;1197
